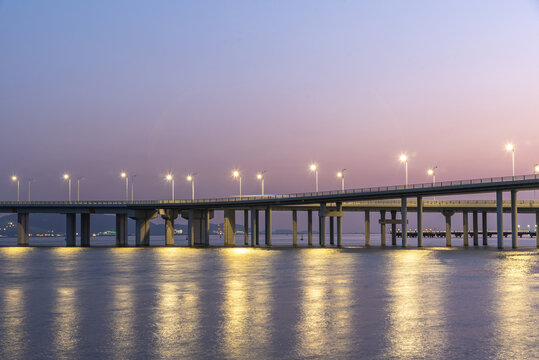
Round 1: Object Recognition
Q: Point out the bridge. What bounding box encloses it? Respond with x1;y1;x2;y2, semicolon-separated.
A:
1;174;538;249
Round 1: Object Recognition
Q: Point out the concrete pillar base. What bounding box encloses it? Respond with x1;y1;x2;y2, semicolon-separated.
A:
65;213;76;247
116;214;128;247
17;213;29;246
224;209;236;247
130;210;158;247
161;209;178;246
80;213;90;247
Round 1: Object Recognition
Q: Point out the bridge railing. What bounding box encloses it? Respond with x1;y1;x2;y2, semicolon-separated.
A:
0;174;537;205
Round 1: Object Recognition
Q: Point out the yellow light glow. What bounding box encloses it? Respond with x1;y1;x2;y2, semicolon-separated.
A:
166;174;173;181
121;172;127;178
233;170;240;178
63;174;69;180
427;169;434;176
187;175;192;181
337;172;342;178
256;173;262;180
310;164;317;172
11;175;17;181
505;143;514;152
534;164;539;173
399;154;407;162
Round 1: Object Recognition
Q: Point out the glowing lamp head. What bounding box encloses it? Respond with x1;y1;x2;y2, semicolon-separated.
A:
166;174;173;181
310;164;317;172
427;169;434;176
337;172;343;178
63;174;69;180
11;176;17;182
399;154;408;163
233;170;240;178
257;173;263;180
505;143;514;152
187;175;192;182
120;172;127;178
535;164;539;173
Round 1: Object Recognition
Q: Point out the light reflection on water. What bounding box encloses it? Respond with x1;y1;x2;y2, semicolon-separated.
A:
0;247;537;359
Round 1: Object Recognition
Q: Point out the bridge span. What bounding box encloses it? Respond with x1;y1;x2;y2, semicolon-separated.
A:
1;174;538;249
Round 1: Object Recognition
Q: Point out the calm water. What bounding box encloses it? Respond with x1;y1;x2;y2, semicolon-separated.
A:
0;236;537;359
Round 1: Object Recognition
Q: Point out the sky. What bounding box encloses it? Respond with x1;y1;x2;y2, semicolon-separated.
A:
1;0;539;202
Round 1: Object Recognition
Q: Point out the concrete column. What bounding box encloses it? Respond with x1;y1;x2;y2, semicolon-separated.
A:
511;190;518;249
329;216;335;245
391;210;397;246
65;213;76;247
536;211;539;249
482;211;488;246
162;210;178;246
183;209;212;247
319;215;326;247
188;209;195;247
80;213;90;247
401;198;407;248
265;207;272;247
364;211;370;247
472;211;479;247
463;211;469;247
308;210;313;246
250;208;257;247
132;210;157;247
244;210;249;246
255;210;260;246
380;210;386;247
443;211;454;247
115;214;128;247
17;213;29;246
417;196;423;247
337;215;342;247
496;191;504;250
292;210;298;247
204;210;211;246
224;209;236;247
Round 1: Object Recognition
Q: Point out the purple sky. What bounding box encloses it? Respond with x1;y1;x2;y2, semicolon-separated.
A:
1;1;539;202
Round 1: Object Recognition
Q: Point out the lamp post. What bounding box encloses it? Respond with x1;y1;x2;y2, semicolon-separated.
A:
11;176;19;201
399;154;408;186
506;143;515;177
534;164;539;200
130;174;136;201
121;172;129;201
427;166;438;200
336;169;346;191
257;171;266;196
63;174;71;201
76;177;83;201
166;174;174;201
310;164;318;192
187;174;196;200
28;178;33;201
233;170;242;198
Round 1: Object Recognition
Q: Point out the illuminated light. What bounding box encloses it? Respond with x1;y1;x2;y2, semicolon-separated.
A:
399;154;407;163
534;164;539;173
310;164;317;172
121;172;127;178
233;170;240;178
166;174;173;181
337;172;343;178
63;173;69;180
11;175;18;182
256;173;263;180
505;143;514;152
187;175;192;182
427;169;434;176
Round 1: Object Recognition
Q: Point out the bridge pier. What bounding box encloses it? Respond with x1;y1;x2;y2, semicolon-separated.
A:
329;216;334;245
401;198;407;247
536;211;539;248
380;210;386;247
511;190;518;249
391;210;397;246
17;213;29;246
308;210;313;246
463;211;469;247
443;211;455;247
336;202;343;247
496;191;503;250
265;207;272;247
319;203;326;247
364;210;370;247
131;210;157;247
417;196;423;247
183;209;212;247
292;210;298;247
473;211;479;246
250;208;257;247
161;210;178;246
65;213;76;247
116;214;128;246
255;210;260;246
482;211;488;246
80;213;90;247
224;209;236;247
244;210;249;246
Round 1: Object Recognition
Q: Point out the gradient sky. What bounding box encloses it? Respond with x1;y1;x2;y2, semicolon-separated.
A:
1;0;539;202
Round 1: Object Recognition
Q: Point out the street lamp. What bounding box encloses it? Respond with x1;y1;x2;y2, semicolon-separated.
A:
187;174;196;201
11;176;19;201
399;154;408;186
427;166;438;200
130;174;136;201
27;178;33;201
257;171;266;196
336;169;346;191
76;177;83;201
166;174;174;201
310;164;318;192
63;173;71;201
233;170;242;198
121;172;129;201
534;164;539;200
505;143;515;177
